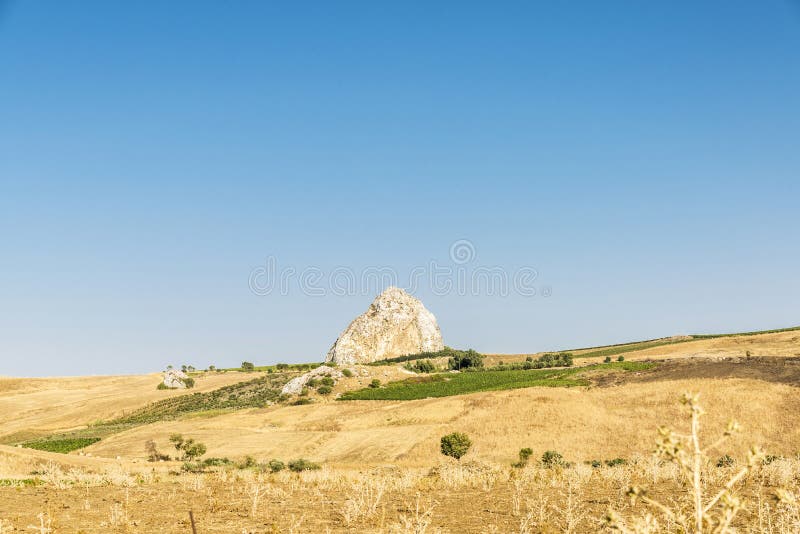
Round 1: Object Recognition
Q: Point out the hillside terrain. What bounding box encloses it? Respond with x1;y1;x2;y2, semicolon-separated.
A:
1;327;799;532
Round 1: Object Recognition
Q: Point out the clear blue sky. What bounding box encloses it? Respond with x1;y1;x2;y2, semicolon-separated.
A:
2;1;799;376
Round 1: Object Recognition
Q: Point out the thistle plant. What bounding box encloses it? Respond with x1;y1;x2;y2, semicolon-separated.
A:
606;392;765;534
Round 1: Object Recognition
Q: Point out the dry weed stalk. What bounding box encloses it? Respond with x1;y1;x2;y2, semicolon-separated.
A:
25;512;52;534
341;477;386;525
247;482;266;518
552;473;587;533
606;392;765;534
390;492;439;534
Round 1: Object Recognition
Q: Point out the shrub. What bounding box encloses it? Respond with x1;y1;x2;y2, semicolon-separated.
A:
513;447;533;468
716;454;735;467
448;349;484;370
617;356;625;362
440;432;472;460
341;368;353;378
316;385;333;395
763;454;782;465
541;450;566;468
306;378;319;388
268;459;285;473
369;379;381;388
183;377;195;388
407;360;436;373
299;387;309;396
181;462;205;473
276;363;289;371
604;356;612;363
241;361;255;372
237;456;257;469
525;356;533;362
202;457;232;467
145;440;170;462
169;434;207;461
605;458;627;467
288;458;321;472
156;382;170;390
320;376;335;387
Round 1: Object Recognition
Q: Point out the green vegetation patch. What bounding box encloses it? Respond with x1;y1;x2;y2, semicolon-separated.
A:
109;374;292;426
339;361;652;401
0;478;41;487
21;437;101;453
570;326;800;360
368;347;482;366
691;325;800;340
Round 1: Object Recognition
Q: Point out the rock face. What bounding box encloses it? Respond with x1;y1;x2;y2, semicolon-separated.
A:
326;287;444;365
163;369;188;389
281;365;343;395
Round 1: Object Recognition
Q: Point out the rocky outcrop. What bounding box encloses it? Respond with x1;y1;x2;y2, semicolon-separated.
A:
163;369;189;389
281;365;343;395
326;287;444;365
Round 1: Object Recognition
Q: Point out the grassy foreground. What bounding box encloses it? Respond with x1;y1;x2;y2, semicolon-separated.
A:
339;361;652;400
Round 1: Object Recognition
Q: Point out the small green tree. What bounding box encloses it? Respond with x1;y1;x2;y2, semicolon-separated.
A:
369;379;381;388
169;434;207;460
448;349;484;370
513;447;533;468
241;361;255;372
604;356;612;363
276;363;289;371
617;355;625;362
440;432;472;460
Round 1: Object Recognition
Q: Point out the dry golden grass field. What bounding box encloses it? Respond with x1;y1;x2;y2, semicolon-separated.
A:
1;329;800;532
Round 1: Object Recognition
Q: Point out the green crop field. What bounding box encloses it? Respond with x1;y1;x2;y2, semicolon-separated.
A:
21;437;101;453
569;325;800;360
339;361;653;401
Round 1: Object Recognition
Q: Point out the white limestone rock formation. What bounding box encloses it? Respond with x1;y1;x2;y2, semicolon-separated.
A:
326;287;444;365
162;369;189;389
281;365;343;395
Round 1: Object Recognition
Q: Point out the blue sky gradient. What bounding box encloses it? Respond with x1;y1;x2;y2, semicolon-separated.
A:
1;1;799;376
